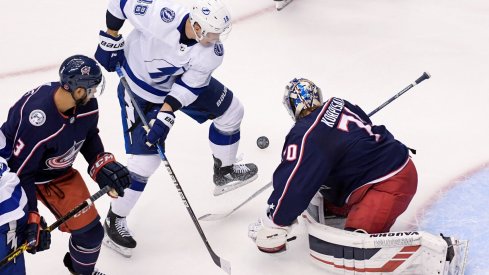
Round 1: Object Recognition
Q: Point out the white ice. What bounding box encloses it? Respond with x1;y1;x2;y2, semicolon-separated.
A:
1;0;489;274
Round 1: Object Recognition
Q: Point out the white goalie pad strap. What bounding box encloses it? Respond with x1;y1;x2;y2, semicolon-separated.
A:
301;212;458;274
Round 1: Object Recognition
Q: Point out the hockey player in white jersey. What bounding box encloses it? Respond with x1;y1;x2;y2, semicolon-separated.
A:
0;157;51;274
95;0;258;256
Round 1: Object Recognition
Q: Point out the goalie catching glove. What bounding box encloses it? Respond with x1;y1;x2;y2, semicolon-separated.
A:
248;217;296;253
89;152;130;198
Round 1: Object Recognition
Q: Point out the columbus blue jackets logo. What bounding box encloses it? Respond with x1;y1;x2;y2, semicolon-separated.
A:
45;140;84;170
81;66;91;75
29;110;46;126
214;43;224;56
160;7;175;23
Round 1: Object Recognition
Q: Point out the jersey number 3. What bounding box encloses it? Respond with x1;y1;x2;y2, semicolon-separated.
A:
13;139;25;157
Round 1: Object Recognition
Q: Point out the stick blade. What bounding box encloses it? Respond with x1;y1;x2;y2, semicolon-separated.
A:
219;258;232;275
198;213;229;221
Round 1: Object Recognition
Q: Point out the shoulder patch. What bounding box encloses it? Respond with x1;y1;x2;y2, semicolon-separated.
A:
214;43;224;56
160;7;175;23
29;110;46;127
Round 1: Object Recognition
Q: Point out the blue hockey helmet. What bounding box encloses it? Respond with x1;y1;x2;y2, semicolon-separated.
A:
283;78;323;121
59;55;104;96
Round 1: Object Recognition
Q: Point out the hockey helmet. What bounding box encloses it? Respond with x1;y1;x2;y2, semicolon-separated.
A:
190;0;232;42
59;55;105;97
283;78;323;121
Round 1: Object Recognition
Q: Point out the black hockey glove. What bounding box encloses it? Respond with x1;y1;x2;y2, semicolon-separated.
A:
89;152;130;197
26;211;51;254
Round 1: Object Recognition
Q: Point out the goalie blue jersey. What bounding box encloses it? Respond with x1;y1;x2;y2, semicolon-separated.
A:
0;82;104;211
268;97;410;226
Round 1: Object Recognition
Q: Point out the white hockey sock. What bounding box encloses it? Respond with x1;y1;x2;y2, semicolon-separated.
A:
210;141;240;167
111;188;143;217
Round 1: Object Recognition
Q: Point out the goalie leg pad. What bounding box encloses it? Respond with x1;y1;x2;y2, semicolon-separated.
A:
302;211;468;274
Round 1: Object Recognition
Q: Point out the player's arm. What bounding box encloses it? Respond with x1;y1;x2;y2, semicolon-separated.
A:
146;54;222;146
81;125;131;198
249;133;334;253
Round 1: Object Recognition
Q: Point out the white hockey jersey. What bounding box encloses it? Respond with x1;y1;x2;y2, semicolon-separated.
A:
108;0;225;105
0;157;27;227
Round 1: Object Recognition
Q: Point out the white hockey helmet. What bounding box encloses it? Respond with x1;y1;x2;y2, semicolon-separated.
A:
190;0;232;41
283;78;324;121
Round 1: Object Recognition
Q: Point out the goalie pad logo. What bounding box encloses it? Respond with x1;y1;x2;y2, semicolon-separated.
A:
29;110;46;126
160;7;175;23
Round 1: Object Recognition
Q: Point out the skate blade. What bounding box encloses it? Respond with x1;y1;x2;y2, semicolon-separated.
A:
102;234;133;258
213;174;258;196
276;0;294;11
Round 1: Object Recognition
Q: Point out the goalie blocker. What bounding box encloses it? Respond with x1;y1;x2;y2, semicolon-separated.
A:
303;193;468;275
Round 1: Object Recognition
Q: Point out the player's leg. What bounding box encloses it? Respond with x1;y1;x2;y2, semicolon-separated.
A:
344;158;418;233
181;77;258;196
0;216;27;275
36;169;104;274
102;83;162;256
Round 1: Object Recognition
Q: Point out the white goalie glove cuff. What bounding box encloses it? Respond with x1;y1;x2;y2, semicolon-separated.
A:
248;217;296;253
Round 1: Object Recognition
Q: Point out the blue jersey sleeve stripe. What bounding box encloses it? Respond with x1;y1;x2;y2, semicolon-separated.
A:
272;100;331;225
0;183;22;214
175;78;206;96
123;63;169;97
120;0;128;19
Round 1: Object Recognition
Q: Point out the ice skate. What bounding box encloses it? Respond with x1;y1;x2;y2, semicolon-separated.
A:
213;156;258;196
275;0;294;11
103;208;136;258
63;252;106;275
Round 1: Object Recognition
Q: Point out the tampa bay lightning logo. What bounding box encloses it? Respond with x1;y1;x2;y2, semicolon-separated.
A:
214;43;224;56
0;161;7;177
160;7;175;23
29;110;46;126
45;140;85;170
202;7;211;15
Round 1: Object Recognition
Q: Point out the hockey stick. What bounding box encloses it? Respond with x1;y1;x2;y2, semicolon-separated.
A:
275;0;294;11
0;185;111;269
367;72;430;117
115;66;231;275
199;72;430;222
199;181;273;221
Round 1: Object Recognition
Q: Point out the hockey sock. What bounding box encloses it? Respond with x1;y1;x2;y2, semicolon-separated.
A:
111;175;147;217
209;123;240;167
68;223;104;275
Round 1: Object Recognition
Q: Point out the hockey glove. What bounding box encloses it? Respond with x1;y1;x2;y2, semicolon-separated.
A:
248;217;295;253
146;111;175;147
95;30;125;72
89;152;130;198
26;212;51;254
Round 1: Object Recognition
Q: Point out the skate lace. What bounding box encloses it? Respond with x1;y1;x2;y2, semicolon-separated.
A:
233;164;251;174
115;217;132;238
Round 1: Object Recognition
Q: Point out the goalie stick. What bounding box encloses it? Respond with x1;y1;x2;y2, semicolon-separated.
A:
199;181;273;221
0;185;111;269
115;66;231;275
199;72;431;222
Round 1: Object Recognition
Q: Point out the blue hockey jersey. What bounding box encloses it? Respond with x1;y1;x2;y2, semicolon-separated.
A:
268;97;410;226
0;82;104;211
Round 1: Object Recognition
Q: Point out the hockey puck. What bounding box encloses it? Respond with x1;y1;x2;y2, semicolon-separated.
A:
257;136;269;149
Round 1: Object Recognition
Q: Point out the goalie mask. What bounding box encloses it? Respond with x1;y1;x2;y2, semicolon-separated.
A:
59;55;105;98
190;0;232;42
283;78;323;121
